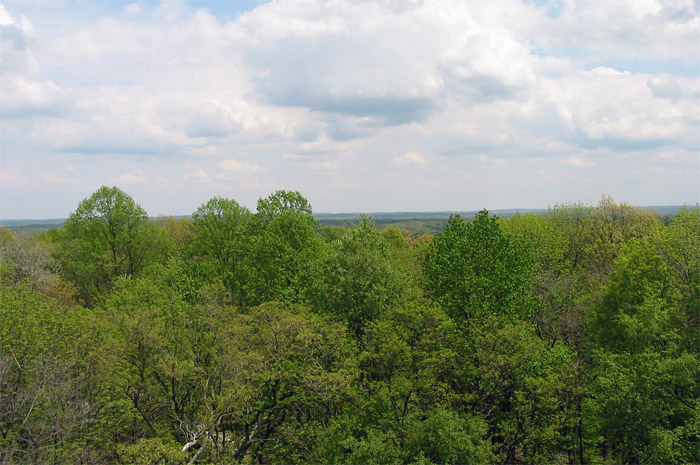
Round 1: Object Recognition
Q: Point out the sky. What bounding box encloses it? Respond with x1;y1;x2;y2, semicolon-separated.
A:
1;0;699;219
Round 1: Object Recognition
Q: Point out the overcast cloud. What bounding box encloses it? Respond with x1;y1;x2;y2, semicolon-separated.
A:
1;0;698;219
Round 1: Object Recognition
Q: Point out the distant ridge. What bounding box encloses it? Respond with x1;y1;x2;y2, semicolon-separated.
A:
314;208;545;220
0;206;690;233
0;218;66;233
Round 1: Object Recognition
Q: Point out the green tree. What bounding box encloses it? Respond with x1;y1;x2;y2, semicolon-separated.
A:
154;215;192;251
361;303;460;412
176;302;357;463
242;190;326;305
404;408;494;465
586;210;699;464
460;322;578;463
423;210;535;325
584;196;660;278
0;270;93;463
312;216;416;337
256;189;313;223
312;303;494;464
59;186;168;306
317;407;493;465
189;196;252;304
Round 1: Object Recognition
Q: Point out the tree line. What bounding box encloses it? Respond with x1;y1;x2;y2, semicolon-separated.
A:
1;186;697;464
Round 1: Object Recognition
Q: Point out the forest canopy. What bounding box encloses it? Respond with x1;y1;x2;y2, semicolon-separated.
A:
1;187;698;464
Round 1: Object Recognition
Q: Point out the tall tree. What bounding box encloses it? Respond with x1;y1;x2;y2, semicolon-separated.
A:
423;210;535;325
256;190;313;224
59;186;168;306
242;190;325;305
586;207;699;464
189;197;252;304
0;271;93;463
312;216;416;337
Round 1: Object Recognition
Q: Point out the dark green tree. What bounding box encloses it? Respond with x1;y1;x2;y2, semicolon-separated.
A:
176;302;357;463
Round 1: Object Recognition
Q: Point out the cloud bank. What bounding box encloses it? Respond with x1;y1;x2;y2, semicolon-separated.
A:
1;0;698;218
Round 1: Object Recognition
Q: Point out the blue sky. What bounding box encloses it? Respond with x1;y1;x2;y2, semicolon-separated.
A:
1;0;698;219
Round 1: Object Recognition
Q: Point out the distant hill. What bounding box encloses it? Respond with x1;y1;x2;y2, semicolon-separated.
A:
0;206;690;235
315;209;548;235
0;218;65;234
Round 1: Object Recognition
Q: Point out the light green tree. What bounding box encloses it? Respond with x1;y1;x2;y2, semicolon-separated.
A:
586;208;699;464
0;271;93;463
423;210;535;325
242;190;326;305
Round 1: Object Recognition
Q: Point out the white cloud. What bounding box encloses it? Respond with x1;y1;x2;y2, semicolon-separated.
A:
218;158;266;173
183;167;210;181
0;5;39;75
0;167;31;190
110;170;149;184
647;76;699;100
0;0;698;218
0;4;11;25
185;101;241;138
543;0;700;61
393;152;426;166
477;155;507;167
37;171;82;185
309;160;337;171
123;2;143;16
563;156;596;167
0;76;66;117
590;67;629;76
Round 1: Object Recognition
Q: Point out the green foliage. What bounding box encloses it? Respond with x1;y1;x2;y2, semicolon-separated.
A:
423;210;535;324
256;189;313;223
316;407;493;464
0;272;93;464
59;186;170;306
654;206;700;347
460;321;578;463
116;437;185;465
155;215;192;250
585;212;699;464
117;438;186;465
361;303;459;408
176;302;358;463
158;255;210;305
230;190;327;306
312;216;417;337
404;408;494;464
188;196;252;303
502;198;660;350
5;187;695;464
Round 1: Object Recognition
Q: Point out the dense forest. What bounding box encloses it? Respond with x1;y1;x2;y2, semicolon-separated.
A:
1;186;698;465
